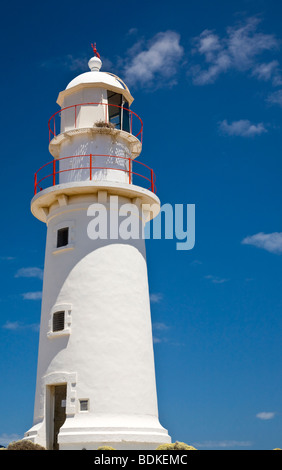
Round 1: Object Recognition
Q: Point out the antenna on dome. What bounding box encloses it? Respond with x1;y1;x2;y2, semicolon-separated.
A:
91;43;101;59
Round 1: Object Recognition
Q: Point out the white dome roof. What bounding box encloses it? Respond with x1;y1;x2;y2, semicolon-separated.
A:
66;70;127;93
57;51;134;106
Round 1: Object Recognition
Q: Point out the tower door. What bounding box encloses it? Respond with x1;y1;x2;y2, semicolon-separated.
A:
53;384;67;450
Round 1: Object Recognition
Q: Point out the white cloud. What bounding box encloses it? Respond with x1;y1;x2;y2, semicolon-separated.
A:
190;259;203;266
153;334;170;345
252;60;281;83
152;322;169;331
219;119;267;137
2;321;39;331
123;31;184;87
242;232;282;254
22;291;42;300
267;89;282;106
41;52;113;73
194;440;252;448
150;293;163;303
15;267;43;280
127;27;138;36
152;322;170;344
256;412;276;420
153;337;163;344
41;54;88;72
0;433;23;447
190;17;280;85
2;321;22;330
205;275;229;284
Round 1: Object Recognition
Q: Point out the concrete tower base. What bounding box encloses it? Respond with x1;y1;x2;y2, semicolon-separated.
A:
59;415;170;450
25;414;170;450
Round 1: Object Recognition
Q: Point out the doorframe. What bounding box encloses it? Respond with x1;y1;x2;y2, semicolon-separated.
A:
46;384;55;450
42;372;77;449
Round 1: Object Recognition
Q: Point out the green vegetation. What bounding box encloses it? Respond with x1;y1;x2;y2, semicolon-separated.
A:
156;441;197;450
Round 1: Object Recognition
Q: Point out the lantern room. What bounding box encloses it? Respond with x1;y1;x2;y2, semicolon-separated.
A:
37;44;148;190
55;47;135;135
32;45;158;223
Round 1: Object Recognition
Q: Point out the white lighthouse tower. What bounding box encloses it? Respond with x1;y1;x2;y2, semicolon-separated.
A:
24;45;171;450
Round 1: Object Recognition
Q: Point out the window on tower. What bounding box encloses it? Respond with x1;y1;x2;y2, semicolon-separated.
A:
53;221;75;255
48;303;72;338
79;399;89;411
52;311;65;332
107;91;130;133
57;227;69;248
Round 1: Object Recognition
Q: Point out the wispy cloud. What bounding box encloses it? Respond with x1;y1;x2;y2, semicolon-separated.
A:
2;321;22;330
190;16;280;86
219;119;267;137
41;52;113;74
152;322;170;344
0;433;23;447
150;293;163;304
2;321;39;332
205;275;229;284
242;232;282;254
193;440;252;449
41;54;88;72
256;411;276;420
252;60;281;83
123;30;184;88
152;322;169;331
190;259;203;266
267;89;282;106
15;267;43;280
153;336;163;344
127;27;138;36
22;291;42;300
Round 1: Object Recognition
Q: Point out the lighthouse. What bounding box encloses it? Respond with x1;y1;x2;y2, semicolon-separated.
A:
24;45;171;450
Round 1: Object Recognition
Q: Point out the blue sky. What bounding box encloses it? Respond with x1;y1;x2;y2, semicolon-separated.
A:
0;0;281;450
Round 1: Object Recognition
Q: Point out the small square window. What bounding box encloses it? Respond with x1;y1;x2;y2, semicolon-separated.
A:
57;227;69;248
52;311;65;332
80;399;89;411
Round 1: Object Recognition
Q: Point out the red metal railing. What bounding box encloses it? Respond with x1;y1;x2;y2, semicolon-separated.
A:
48;103;143;143
34;154;156;195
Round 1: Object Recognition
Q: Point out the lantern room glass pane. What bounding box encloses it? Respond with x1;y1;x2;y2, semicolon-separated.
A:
107;92;130;133
122;101;130;133
108;91;122;129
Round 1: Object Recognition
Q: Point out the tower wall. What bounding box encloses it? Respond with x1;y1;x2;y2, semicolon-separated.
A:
26;195;170;449
60;88;107;132
58;133;131;185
